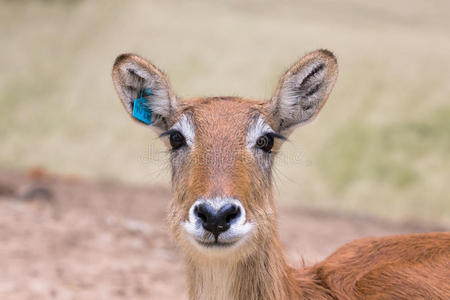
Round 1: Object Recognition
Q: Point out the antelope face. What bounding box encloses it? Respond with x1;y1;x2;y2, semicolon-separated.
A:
112;50;338;259
164;98;281;256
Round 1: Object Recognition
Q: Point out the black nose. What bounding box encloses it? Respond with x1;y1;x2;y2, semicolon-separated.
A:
194;203;241;239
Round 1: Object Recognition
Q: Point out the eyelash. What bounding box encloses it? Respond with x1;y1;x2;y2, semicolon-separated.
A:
255;132;286;153
160;129;187;150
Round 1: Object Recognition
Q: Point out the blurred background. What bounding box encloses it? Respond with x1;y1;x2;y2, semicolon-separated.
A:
0;0;449;299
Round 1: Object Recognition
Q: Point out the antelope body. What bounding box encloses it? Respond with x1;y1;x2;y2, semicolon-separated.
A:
112;50;450;300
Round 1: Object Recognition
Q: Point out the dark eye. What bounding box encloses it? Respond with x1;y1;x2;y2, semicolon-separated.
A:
256;134;274;153
169;131;186;150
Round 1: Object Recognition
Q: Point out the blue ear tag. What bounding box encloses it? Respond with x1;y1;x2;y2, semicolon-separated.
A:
132;88;153;125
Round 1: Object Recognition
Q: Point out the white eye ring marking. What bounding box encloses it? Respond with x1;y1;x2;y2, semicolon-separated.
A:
246;115;275;150
171;114;195;147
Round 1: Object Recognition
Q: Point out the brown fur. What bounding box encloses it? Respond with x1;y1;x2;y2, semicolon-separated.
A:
111;50;450;300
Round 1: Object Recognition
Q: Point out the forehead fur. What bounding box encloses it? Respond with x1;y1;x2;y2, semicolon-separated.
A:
175;97;271;133
170;97;272;199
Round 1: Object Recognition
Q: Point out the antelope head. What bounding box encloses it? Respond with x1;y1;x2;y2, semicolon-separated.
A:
112;50;338;262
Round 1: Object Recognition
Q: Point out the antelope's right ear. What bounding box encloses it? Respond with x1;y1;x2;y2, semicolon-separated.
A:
112;53;177;132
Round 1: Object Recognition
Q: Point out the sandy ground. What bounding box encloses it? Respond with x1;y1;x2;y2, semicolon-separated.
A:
0;169;446;300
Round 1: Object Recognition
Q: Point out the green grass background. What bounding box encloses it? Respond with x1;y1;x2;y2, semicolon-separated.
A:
1;0;449;224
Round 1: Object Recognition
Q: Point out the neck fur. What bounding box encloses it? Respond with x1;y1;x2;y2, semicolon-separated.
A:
185;232;299;300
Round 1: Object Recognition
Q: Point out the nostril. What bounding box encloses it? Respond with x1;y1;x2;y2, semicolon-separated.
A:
194;203;212;224
197;211;207;223
225;210;239;223
220;204;241;225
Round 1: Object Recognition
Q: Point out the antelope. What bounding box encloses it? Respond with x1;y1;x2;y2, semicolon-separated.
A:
112;49;450;300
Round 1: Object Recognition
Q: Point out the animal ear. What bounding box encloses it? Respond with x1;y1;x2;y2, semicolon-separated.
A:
112;53;177;132
268;49;338;133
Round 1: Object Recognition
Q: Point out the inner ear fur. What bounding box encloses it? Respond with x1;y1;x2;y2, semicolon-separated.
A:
269;49;338;133
112;53;177;131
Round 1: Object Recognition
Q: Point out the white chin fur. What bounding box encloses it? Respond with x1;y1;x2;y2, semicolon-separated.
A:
181;198;254;250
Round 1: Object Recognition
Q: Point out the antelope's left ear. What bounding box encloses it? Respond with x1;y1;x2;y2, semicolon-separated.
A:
268;49;338;133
